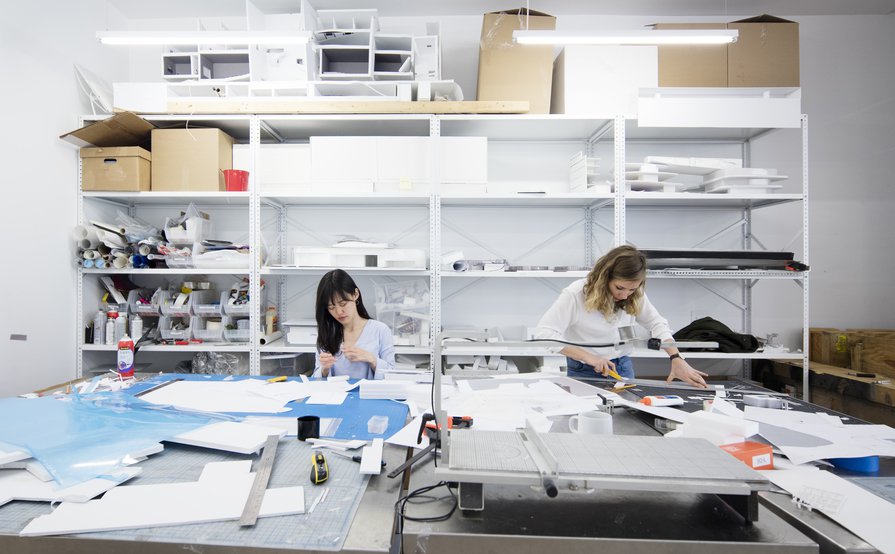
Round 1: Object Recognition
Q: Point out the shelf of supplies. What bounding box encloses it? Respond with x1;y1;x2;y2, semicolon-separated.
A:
624;192;803;209
440;193;613;207
261;192;430;206
82;268;250;275
82;191;250;206
442;271;589;279
440;346;558;357
259;339;430;355
262;266;429;276
81;344;251;353
646;269;806;280
259;114;431;141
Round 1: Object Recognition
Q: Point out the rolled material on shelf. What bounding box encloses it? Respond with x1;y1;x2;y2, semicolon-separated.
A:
138;243;152;256
82;249;98;260
93;258;107;269
112;255;129;269
97;244;112;256
90;220;126;236
72;225;99;249
259;331;283;345
81;258;92;268
97;229;128;249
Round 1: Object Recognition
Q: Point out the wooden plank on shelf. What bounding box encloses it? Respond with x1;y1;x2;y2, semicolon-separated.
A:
771;359;895;409
157;99;529;115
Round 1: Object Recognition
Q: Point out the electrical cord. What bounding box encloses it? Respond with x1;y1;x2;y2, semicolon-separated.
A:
392;481;458;554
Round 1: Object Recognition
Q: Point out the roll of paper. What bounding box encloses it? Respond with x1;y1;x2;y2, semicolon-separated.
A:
259;331;284;345
72;225;100;249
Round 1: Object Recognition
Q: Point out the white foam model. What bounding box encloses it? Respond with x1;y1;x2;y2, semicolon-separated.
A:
170;422;286;455
0;467;141;507
20;460;304;536
359;438;384;475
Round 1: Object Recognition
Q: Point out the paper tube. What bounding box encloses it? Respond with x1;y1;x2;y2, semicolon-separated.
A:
97;244;112;256
112;255;129;269
72;225;100;249
82;249;98;260
259;331;283;345
81;258;92;268
94;259;107;269
138;243;152;256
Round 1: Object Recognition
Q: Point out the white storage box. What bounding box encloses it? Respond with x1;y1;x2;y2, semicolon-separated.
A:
128;288;161;317
283;319;319;345
224;320;251;343
159;290;192;317
165;216;211;246
191;316;227;342
222;289;260;317
159;316;192;340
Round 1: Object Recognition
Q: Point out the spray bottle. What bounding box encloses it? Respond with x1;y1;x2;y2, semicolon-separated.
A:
117;333;135;378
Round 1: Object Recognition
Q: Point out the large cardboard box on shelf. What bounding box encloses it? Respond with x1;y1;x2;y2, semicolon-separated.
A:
151;128;234;191
655;15;799;87
80;146;151;191
551;45;657;117
728;14;799;87
476;8;555;114
655;23;729;87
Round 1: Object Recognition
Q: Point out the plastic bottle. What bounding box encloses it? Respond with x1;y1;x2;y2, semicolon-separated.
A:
116;333;135;378
104;312;116;346
93;310;105;345
114;312;127;343
130;314;143;342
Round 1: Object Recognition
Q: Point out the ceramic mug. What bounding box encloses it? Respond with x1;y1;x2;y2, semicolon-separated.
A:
568;410;613;435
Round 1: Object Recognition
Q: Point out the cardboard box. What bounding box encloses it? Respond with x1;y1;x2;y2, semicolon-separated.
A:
655;15;799;88
80;146;151;191
476;8;555;114
728;15;799;87
655;23;729;87
720;441;774;470
552;45;657;117
60;112;155;149
151;128;234;191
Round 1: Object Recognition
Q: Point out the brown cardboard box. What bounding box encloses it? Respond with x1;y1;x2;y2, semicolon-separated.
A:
80;146;151;191
151;128;234;191
60;112;154;149
476;8;555;114
655;23;729;87
728;15;799;87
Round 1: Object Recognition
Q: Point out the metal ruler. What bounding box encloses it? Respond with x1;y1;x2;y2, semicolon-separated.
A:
239;434;280;527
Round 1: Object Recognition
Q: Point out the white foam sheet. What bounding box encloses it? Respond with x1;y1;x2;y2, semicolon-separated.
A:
0;448;29;466
139;378;357;414
0;467;141;507
763;467;895;554
445;379;597;431
386;416;430;449
359;439;384;475
169;422;286;455
20;460;304;537
306;392;348;405
745;406;895;465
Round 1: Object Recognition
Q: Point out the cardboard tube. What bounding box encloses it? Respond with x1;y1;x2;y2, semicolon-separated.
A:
72;225;100;249
97;244;112;256
82;249;98;260
138;243;152;256
113;255;129;269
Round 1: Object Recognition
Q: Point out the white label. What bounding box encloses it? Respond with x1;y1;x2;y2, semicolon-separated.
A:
117;349;134;371
752;453;771;467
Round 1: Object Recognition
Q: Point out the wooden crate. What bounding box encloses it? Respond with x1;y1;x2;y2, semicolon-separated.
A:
809;327;895;378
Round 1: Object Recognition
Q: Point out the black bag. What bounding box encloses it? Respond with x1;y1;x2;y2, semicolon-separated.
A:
672;316;759;353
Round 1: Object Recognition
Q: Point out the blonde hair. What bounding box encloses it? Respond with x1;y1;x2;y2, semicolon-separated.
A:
583;245;647;318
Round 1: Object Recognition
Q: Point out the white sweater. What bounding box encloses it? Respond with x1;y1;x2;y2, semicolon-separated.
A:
534;279;673;358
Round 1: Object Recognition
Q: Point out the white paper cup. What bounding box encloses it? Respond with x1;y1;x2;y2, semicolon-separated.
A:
569;410;613;435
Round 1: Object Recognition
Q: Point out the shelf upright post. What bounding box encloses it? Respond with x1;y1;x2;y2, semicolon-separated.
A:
250;115;261;376
76;117;86;379
801;114;810;401
430;115;442;372
614;116;625;247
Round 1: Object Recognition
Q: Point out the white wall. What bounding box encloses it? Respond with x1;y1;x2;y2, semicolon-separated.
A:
0;2;128;396
1;7;891;395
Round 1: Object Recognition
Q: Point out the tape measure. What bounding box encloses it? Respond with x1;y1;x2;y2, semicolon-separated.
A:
239;434;280;527
311;452;329;485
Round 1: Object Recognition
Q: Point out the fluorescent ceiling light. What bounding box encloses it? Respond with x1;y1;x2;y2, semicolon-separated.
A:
97;31;310;46
513;29;738;46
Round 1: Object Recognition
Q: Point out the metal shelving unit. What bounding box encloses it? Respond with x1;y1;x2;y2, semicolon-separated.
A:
76;105;808;391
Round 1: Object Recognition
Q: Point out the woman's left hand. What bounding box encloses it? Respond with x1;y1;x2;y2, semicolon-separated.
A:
343;346;374;366
666;358;709;388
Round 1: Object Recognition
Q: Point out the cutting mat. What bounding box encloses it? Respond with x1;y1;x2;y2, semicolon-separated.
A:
0;440;369;551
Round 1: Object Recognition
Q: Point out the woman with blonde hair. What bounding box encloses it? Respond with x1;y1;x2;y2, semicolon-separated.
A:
535;245;707;387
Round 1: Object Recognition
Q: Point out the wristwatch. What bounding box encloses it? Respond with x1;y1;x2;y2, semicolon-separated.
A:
669;353;685;361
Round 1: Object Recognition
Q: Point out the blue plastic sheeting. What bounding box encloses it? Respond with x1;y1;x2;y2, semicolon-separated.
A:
0;392;225;486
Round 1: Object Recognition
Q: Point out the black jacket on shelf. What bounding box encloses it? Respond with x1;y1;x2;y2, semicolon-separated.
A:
673;316;760;353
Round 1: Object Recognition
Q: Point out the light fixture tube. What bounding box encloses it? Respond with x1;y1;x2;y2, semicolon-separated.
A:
513;29;738;46
97;31;310;46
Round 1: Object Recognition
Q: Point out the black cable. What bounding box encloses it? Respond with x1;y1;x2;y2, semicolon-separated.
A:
393;481;458;554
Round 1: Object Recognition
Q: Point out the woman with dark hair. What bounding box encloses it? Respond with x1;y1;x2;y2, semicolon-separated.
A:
535;245;707;387
313;269;395;379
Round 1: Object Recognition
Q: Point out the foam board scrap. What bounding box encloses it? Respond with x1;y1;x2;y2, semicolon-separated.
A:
169;422;286;455
359;439;384;475
20;460;304;536
0;466;141;507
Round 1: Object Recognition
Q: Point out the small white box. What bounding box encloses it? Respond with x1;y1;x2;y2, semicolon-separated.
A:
283;319;318;345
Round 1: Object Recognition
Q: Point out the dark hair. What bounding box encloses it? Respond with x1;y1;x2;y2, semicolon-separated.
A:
583;245;648;318
315;269;372;355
